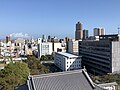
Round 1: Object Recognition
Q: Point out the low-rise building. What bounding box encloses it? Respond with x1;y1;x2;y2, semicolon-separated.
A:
54;52;82;71
26;69;104;90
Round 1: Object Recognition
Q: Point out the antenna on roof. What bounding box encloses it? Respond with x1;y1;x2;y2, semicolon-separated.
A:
118;25;120;34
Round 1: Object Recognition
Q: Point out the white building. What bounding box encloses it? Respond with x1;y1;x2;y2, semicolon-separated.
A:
41;42;52;55
68;39;79;55
53;42;66;52
38;38;53;58
54;52;82;71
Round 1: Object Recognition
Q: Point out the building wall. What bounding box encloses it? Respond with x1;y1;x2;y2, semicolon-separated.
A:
75;22;83;40
75;30;83;40
53;43;66;52
68;41;73;53
94;28;105;36
79;41;112;75
38;42;53;58
83;30;88;40
112;42;120;73
54;52;82;71
68;40;79;55
41;43;53;55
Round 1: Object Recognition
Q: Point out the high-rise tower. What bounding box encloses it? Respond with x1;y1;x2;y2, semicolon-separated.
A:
75;22;83;40
94;28;105;36
6;36;10;43
83;29;88;40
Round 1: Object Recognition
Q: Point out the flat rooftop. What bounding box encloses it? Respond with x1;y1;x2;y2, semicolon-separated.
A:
57;52;81;58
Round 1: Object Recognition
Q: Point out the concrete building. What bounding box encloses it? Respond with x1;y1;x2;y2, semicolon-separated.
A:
53;42;66;52
68;39;79;55
26;69;104;90
38;40;53;58
83;29;88;40
54;52;82;71
47;35;51;42
41;42;53;55
6;35;10;43
14;38;25;56
75;22;83;40
42;34;47;42
94;28;105;36
37;38;42;58
79;34;120;75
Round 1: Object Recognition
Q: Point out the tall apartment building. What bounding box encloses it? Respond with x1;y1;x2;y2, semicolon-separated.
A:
54;52;82;71
79;34;120;75
83;29;88;40
94;28;105;36
75;22;83;40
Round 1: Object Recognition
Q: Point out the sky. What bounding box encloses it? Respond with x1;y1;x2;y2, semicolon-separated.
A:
0;0;120;39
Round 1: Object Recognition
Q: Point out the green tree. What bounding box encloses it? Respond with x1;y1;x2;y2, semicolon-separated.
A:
24;55;49;75
40;55;47;61
0;78;12;90
40;55;53;61
3;62;29;82
0;62;30;90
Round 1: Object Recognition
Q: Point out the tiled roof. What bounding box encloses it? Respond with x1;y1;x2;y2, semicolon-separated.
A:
27;69;104;90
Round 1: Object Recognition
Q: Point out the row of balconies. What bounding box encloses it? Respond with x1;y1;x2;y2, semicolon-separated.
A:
80;48;110;57
80;50;110;60
83;61;110;75
83;57;110;68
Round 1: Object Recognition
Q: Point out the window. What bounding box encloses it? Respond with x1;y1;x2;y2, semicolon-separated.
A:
67;62;68;64
67;65;68;67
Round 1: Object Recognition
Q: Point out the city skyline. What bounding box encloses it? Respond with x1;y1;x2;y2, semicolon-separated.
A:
0;0;120;39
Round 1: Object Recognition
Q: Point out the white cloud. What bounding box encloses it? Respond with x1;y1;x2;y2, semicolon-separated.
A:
10;33;30;39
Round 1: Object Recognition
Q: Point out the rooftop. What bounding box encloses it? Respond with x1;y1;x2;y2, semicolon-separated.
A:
27;69;103;90
57;52;81;58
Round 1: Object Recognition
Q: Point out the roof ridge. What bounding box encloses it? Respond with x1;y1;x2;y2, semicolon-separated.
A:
31;69;83;79
82;70;95;89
